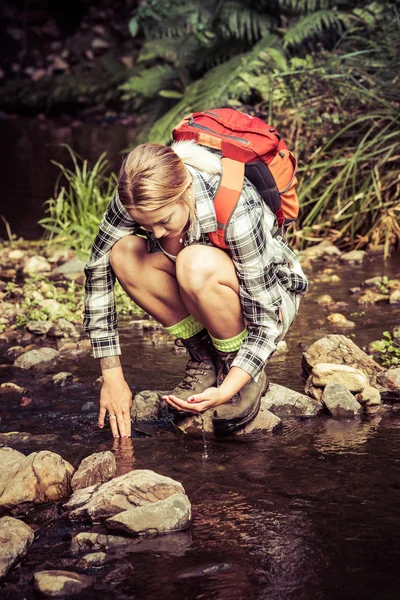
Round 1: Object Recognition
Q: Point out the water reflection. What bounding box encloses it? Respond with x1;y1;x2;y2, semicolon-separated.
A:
314;416;382;455
112;437;136;476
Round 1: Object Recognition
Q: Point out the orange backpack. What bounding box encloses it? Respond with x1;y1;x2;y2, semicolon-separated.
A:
172;108;299;249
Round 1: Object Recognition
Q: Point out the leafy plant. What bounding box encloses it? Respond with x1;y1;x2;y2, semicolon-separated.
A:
371;331;400;367
39;146;117;257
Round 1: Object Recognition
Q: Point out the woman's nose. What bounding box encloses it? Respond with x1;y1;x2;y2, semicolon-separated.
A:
153;225;166;238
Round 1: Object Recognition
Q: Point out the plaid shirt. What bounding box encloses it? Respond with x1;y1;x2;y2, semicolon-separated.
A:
84;165;308;379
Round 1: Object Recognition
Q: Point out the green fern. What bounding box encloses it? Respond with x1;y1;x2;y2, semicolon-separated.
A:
120;64;178;100
216;1;275;43
284;10;353;47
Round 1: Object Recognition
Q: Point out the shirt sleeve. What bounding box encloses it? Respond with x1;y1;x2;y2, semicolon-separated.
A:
224;196;285;381
83;193;138;358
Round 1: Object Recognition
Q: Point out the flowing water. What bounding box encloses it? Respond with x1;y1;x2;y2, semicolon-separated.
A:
0;118;399;600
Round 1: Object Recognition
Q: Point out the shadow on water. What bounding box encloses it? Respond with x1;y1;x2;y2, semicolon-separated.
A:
0;118;400;600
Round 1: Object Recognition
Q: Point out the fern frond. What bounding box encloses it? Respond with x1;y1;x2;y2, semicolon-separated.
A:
280;1;331;13
216;1;275;43
120;64;178;100
284;10;353;47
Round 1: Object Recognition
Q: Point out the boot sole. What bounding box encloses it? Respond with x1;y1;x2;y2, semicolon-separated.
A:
212;379;270;434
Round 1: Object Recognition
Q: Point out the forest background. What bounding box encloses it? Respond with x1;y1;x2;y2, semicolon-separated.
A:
0;0;399;254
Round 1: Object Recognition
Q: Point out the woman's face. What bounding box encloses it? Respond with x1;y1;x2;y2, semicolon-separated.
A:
128;197;190;239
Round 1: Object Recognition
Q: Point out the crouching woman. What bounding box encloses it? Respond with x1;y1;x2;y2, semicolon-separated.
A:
84;141;308;438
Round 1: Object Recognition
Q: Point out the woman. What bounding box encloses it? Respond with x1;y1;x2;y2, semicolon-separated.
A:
84;140;308;438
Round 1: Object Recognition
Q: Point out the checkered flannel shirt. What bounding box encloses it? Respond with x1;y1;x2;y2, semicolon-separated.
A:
84;164;308;380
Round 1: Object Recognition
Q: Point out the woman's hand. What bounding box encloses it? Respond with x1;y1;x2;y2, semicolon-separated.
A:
98;371;132;438
163;387;226;414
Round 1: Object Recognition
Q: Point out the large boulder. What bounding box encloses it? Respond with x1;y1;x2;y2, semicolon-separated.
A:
64;469;185;522
14;347;59;370
0;448;74;514
322;382;362;418
303;335;382;384
0;516;34;579
33;570;93;597
104;493;191;537
71;452;116;492
262;383;322;417
311;363;368;392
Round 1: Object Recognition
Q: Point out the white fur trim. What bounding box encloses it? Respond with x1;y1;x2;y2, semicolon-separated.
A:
171;140;222;175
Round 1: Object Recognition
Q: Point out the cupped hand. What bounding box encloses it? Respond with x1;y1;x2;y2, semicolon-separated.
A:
162;386;226;414
99;378;132;438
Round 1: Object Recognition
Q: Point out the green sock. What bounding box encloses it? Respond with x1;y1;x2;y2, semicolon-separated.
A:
210;328;248;353
164;315;204;340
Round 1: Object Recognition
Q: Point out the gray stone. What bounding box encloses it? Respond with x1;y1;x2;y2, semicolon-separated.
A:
51;257;86;277
26;320;53;335
14;347;59;370
363;276;384;287
131;390;162;421
105;493;191;537
326;313;356;328
0;382;25;394
70;530;191;557
299;240;341;260
356;386;382;406
5;346;25;361
340;250;366;264
0;516;34;579
71;452;116;492
263;383;323;417
64;469;185;522
76;552;107;569
23;255;51;274
358;290;389;305
377;368;400;390
316;294;334;306
323;382;362;417
48;319;79;338
302;335;382;384
0;448;74;514
311;363;368;392
52;372;73;386
33;570;93;596
41;299;62;319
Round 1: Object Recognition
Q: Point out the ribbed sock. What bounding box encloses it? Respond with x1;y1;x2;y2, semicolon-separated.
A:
210;328;248;353
164;314;204;340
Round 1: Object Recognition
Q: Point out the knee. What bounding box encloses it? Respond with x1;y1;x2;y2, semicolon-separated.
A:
110;235;146;276
176;245;216;294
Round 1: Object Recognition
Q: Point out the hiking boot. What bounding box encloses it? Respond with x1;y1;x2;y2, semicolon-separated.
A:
212;349;269;434
168;329;217;416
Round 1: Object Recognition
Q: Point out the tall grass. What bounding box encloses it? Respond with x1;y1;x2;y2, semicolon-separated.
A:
40;145;117;257
292;111;400;256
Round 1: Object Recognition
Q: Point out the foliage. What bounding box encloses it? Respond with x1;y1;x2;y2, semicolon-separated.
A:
39;146;117;257
371;331;400;367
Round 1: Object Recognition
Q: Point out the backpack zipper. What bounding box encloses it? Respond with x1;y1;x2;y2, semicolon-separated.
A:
188;117;249;145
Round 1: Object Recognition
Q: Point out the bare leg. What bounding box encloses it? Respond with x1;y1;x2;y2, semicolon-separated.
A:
175;245;245;338
110;235;188;326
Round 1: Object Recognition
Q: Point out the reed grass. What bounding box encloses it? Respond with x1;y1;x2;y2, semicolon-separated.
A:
39;145;117;257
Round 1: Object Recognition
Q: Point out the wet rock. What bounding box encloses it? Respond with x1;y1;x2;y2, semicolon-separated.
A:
262;383;322;417
81;402;96;412
311;363;368;392
299;241;341;260
358;290;389;305
48;318;79;338
316;294;334;306
274;340;288;355
0;268;17;280
71;530;191;557
340;250;366;264
327;313;355;328
327;301;350;313
322;382;362;417
0;432;59;445
76;552;107;569
5;346;25;361
71;532;133;554
26;320;53;335
0;448;74;514
389;290;400;304
8;250;24;261
363;276;384;287
51;257;86;281
71;452;116;492
23;255;51;275
315;273;341;284
304;376;324;402
302;335;382;384
52;372;73;386
0;516;34;579
64;470;185;522
131;390;163;421
356;386;382;406
14;347;59;370
33;570;93;597
377;368;400;390
105;493;191;537
176;402;282;437
0;382;25;394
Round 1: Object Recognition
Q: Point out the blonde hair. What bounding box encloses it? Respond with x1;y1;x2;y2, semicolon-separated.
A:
118;140;222;216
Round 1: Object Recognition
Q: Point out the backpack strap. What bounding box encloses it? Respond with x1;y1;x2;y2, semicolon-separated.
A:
208;157;245;250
